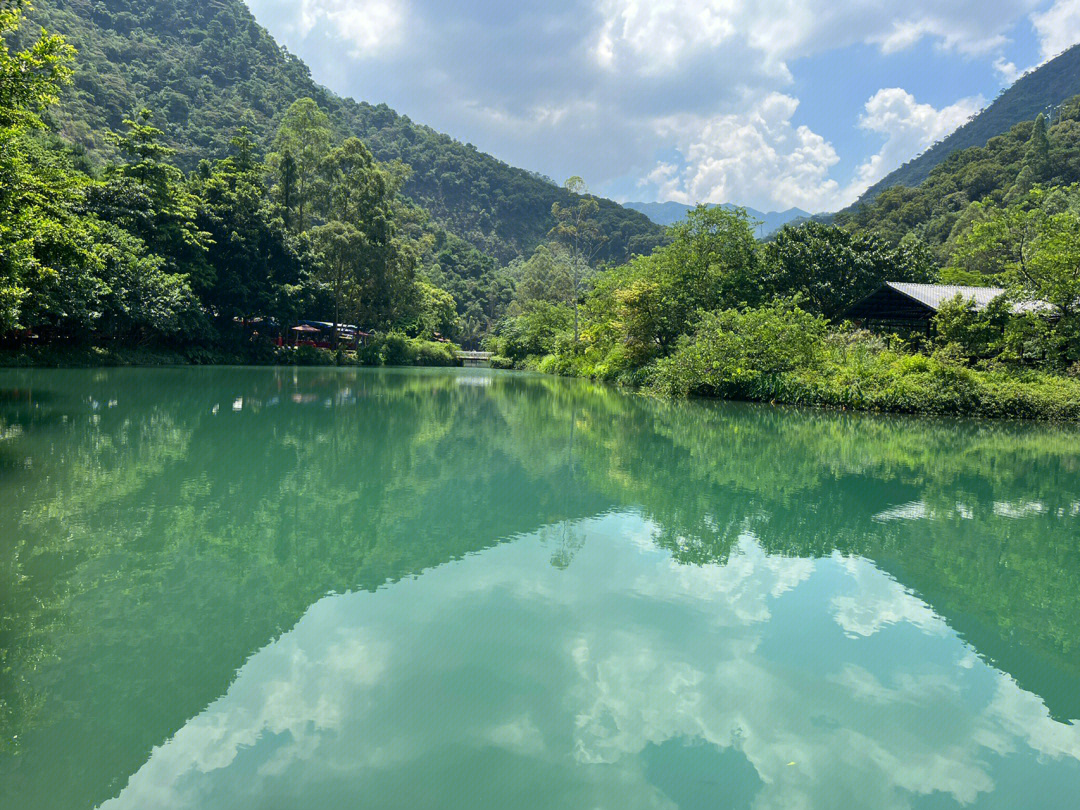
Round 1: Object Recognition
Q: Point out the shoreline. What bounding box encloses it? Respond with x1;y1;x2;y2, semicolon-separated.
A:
5;351;1079;423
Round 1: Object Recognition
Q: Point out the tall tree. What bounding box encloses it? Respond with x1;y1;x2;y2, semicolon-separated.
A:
309;221;364;359
0;0;74;332
90;110;212;284
550;177;607;341
321;137;391;225
192;130;302;323
269;98;332;233
762;223;932;317
1025;113;1052;181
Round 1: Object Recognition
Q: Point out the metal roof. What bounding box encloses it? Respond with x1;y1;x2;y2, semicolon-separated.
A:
885;283;1006;311
885;283;1054;315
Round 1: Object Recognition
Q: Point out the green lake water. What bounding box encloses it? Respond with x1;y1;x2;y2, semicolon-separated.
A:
1;366;1079;809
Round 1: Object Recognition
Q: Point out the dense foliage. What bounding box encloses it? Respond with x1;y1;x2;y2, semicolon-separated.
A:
1;2;461;358
1;1;667;355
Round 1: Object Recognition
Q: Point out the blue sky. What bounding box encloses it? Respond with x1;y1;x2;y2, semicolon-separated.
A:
244;1;1080;213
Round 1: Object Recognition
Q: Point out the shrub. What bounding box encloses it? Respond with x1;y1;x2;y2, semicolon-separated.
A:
411;340;458;367
289;346;336;366
652;301;829;398
379;333;413;366
933;294;1010;362
369;334;459;367
492;302;573;364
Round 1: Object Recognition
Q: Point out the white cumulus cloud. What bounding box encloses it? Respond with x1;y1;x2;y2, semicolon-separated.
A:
642;87;980;212
848;88;984;194
1032;0;1080;60
250;0;408;57
644;93;842;212
244;0;1057;213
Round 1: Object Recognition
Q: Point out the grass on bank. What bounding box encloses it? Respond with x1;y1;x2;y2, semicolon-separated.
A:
495;302;1080;421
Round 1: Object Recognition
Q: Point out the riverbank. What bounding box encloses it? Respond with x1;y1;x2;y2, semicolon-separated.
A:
499;331;1080;422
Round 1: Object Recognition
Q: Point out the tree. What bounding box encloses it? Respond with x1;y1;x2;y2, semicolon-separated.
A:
1025;113;1051;181
268;98;332;233
950;186;1080;367
762;223;932;317
91;110;212;283
192;130;302;323
0;0;74;331
309;221;364;359
511;244;574;309
406;280;458;340
321;137;391;225
549;177;607;341
0;1;74;129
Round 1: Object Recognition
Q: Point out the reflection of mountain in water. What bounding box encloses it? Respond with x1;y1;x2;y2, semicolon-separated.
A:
1;368;1078;808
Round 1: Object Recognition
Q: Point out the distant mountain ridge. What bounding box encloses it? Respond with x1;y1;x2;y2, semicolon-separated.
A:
624;201;811;237
854;43;1080;207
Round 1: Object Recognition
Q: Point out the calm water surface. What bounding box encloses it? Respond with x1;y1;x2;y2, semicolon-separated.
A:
1;367;1079;809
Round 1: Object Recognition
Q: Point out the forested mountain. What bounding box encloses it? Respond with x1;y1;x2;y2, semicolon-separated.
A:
856;44;1080;205
624;201;811;237
835;95;1080;257
19;0;663;264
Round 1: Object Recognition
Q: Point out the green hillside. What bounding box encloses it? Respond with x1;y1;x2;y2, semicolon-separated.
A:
835;95;1080;257
20;0;663;264
856;44;1080;205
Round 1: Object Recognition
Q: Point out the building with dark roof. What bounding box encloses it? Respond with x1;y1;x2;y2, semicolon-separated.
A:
844;283;1049;331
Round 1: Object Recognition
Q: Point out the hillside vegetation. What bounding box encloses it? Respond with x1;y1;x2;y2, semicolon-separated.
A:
857;44;1080;203
20;0;663;264
835;97;1080;261
624;201;810;236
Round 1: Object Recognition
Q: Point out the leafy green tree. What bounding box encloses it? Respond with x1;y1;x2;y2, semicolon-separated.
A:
0;1;74;129
593;205;760;357
309;220;363;356
491;301;574;364
269;98;332;233
0;0;75;331
90;110;212;283
1025;113;1052;180
510;244;574;309
321;137;392;225
550;177;607;341
950;186;1080;367
405;280;458;339
933;294;1012;362
763;223;932;317
192;130;302;323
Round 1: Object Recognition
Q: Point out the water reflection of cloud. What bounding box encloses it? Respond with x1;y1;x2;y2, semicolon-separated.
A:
99;513;1080;810
830;557;947;639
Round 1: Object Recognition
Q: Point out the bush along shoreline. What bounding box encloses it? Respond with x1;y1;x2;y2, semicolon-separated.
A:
493;306;1080;422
